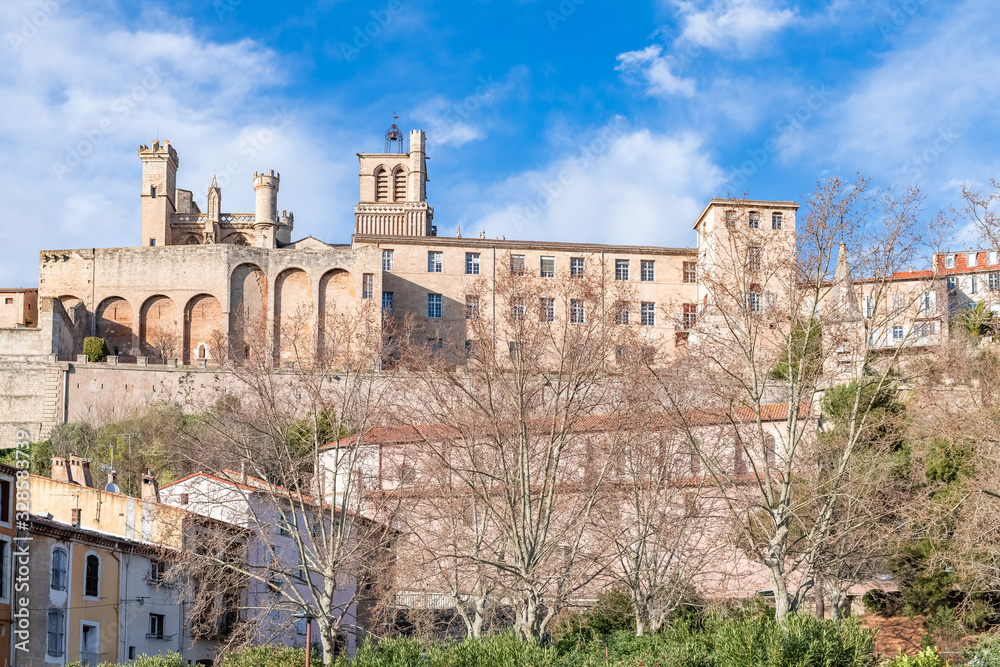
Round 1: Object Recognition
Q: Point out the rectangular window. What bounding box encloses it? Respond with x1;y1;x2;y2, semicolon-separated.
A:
945;254;956;269
892;293;904;312
465;295;480;320
465;252;480;275
427;294;442;319
47;610;65;657
382;292;394;315
947;276;958;292
615;303;629;325
570;257;584;277
968;252;978;267
746;291;762;314
540;256;555;278
84;554;99;598
0;479;9;523
149;238;156;247
361;273;374;299
3;298;10;305
641;302;655;326
641;260;655;282
749;211;759;228
149;561;165;584
382;249;394;271
682;303;698;329
863;295;874;319
724;210;735;227
427;251;443;273
510;254;525;276
920;291;936;314
683;261;697;283
991;251;999;265
511;297;525;322
748;244;762;273
615;259;629;281
149;613;164;639
971;276;979;294
893;326;904;342
772;212;783;230
570;299;585;324
540;298;555;323
0;541;7;599
991;273;999;290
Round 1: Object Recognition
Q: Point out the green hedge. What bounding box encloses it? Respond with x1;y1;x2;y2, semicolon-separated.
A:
223;645;318;666
83;336;109;362
69;653;185;667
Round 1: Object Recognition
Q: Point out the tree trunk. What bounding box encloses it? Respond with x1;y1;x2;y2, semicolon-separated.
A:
318;616;336;666
814;572;825;619
771;569;791;623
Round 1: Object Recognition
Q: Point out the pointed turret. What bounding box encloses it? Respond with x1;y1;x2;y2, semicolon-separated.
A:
826;243;862;323
205;175;221;243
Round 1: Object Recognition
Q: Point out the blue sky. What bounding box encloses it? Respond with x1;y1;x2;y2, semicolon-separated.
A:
1;0;998;286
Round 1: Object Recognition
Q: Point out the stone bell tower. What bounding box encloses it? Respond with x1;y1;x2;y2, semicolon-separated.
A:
354;122;434;237
139;140;178;247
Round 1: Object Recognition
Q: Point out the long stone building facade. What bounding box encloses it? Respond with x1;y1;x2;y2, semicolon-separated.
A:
5;127;995;444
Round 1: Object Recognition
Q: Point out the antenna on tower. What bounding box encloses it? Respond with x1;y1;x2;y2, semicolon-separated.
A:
385;112;404;153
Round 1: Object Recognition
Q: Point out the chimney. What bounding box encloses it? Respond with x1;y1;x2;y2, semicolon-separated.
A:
52;457;69;482
141;470;160;503
71;508;81;526
107;469;119;491
68;456;94;488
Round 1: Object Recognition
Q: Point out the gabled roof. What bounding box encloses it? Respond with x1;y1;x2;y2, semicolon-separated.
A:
164;470;325;506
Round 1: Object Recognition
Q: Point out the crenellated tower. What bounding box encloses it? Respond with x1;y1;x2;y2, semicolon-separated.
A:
138;140;179;247
354;126;434;236
253;170;280;248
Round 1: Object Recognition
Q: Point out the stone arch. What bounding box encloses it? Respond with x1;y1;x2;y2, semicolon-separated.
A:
139;295;177;363
375;166;389;202
56;294;86;360
274;268;313;365
96;297;135;357
223;233;248;246
229;264;268;363
185;236;200;245
183;294;222;365
392;166;407;202
318;269;356;359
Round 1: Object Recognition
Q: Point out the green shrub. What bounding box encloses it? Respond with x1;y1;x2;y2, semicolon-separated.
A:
68;654;185;667
222;645;318;667
965;601;998;632
922;606;962;650
713;613;875;667
83;336;109;362
883;647;946;667
966;631;1000;666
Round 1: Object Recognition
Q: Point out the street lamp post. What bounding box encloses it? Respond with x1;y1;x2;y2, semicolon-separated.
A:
292;611;316;667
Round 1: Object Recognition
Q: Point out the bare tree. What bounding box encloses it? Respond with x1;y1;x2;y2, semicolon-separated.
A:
645;181;942;622
164;299;405;664
391;254;641;640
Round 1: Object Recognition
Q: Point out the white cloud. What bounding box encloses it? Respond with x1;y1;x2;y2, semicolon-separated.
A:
780;0;1000;190
672;0;797;55
616;46;696;98
455;123;725;248
0;1;358;286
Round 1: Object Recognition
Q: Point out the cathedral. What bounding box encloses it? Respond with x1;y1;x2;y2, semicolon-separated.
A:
36;126;800;368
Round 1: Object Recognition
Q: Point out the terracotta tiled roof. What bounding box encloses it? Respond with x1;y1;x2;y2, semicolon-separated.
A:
323;403;811;449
